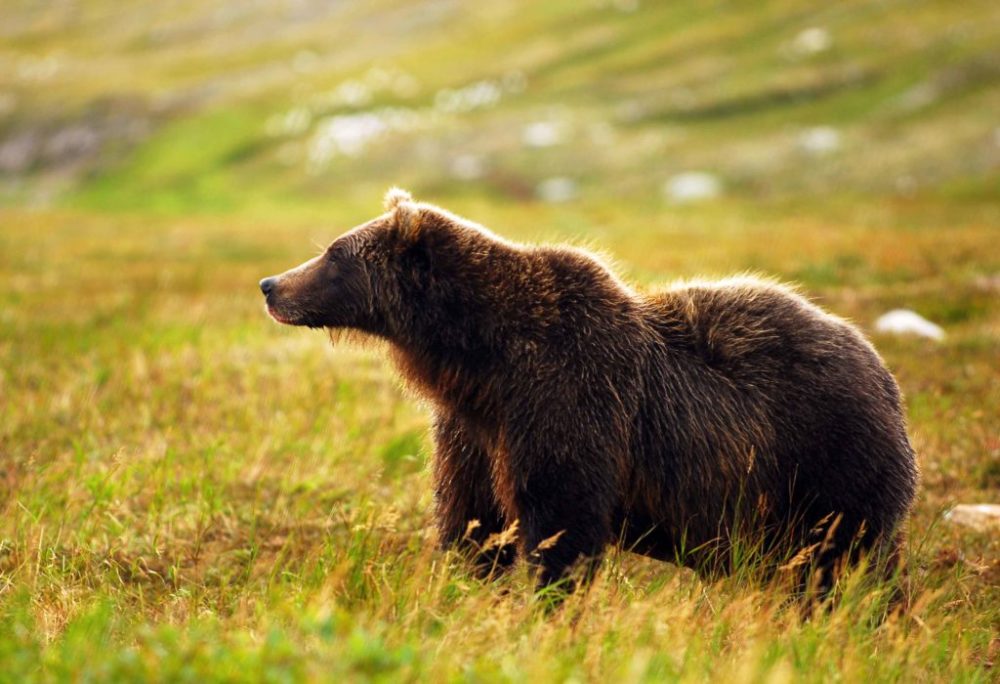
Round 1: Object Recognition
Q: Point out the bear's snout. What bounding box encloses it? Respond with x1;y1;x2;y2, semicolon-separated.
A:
259;277;278;296
259;275;294;325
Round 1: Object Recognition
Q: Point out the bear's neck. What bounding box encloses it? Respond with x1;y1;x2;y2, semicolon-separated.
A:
389;262;526;415
388;337;502;418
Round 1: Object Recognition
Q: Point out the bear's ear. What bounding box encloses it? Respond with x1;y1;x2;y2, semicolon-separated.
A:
383;186;412;211
384;187;421;241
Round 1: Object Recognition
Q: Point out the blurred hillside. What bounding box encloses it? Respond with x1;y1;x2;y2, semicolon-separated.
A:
1;0;998;214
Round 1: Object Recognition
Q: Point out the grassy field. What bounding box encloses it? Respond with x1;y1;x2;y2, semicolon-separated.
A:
2;1;999;681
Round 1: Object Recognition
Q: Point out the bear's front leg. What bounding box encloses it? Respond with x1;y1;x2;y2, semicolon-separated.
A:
432;413;516;579
503;425;621;594
518;483;612;593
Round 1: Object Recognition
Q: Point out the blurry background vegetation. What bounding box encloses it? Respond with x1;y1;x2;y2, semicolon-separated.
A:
2;0;998;212
0;1;998;681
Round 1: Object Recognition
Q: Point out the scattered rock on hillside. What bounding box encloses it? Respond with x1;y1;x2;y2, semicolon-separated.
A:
522;120;566;148
435;80;503;114
944;504;1000;532
663;171;722;203
972;273;1000;292
798;126;841;156
0;101;151;179
789;27;832;57
450;154;485;180
537;176;577;203
874;309;945;341
0;132;39;173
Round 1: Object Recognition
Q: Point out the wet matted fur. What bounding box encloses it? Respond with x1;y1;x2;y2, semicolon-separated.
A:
260;189;919;594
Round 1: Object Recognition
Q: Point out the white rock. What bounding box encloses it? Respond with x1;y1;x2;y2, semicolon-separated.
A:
308;113;387;164
874;309;945;341
522;121;565;148
973;273;1000;292
450;154;485;180
663;172;721;203
0;133;39;173
798;126;841;155
536;177;577;203
307;107;422;169
434;80;502;114
944;504;1000;532
333;80;372;108
791;27;832;56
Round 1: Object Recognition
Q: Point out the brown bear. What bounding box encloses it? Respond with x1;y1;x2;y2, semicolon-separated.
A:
259;188;919;594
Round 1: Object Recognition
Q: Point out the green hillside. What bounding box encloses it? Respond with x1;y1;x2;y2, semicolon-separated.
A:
1;0;997;211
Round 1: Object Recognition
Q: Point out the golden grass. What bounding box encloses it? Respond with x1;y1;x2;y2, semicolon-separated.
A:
1;197;997;681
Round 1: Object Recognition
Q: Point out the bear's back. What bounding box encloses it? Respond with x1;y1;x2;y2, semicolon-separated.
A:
644;276;866;371
631;276;916;559
638;275;902;474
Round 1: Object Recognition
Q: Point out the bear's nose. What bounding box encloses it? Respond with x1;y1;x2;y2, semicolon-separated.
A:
259;277;278;296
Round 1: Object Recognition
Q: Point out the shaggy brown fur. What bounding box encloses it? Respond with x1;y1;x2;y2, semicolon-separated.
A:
260;189;919;594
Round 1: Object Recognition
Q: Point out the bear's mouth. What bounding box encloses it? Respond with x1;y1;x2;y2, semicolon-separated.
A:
266;304;296;325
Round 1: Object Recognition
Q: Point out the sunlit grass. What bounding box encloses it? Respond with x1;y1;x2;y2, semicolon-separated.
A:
1;197;997;680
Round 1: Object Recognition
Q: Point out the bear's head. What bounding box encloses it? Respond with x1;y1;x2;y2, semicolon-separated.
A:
259;188;491;338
